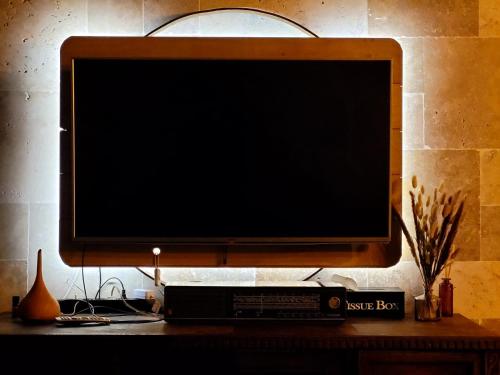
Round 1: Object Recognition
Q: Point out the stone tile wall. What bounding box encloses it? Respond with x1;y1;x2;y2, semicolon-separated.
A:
0;0;499;319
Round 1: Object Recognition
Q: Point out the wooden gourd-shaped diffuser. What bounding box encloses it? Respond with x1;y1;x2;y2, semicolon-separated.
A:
17;249;60;321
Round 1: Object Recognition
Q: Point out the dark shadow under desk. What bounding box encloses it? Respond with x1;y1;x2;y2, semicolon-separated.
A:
1;313;499;375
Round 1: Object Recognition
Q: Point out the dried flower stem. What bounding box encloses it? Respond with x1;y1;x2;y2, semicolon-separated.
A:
393;176;465;293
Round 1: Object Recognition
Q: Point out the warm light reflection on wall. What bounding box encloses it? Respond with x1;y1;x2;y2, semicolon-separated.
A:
1;2;499;319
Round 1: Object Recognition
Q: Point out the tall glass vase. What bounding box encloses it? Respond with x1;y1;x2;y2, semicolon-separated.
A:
414;288;441;321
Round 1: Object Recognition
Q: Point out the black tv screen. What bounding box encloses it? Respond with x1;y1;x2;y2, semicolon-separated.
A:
72;58;391;241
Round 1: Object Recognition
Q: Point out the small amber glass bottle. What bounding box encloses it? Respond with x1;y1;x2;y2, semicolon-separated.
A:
439;278;453;317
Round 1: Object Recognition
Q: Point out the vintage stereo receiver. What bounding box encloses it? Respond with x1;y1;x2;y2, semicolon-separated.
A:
164;281;346;322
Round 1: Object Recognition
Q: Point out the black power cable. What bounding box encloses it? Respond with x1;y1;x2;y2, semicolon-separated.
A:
144;7;319;37
94;277;127;300
80;247;94;314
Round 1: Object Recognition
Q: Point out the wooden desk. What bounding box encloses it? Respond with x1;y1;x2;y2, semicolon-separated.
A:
1;314;499;374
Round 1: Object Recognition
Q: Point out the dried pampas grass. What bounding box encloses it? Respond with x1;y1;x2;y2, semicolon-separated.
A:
394;176;465;293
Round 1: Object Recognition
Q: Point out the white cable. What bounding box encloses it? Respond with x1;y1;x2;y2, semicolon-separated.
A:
62;269;80;299
62;299;96;316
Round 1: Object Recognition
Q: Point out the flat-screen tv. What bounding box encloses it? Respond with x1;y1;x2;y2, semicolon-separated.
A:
60;37;402;267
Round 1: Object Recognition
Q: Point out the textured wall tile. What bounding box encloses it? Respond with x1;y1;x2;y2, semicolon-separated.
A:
480;0;500;36
155;267;256;283
481;206;500;261
397;38;423;93
148;15;199;36
368;0;479;36
256;268;317;282
480;150;500;205
423;38;500;149
144;0;199;35
0;0;87;91
0;203;28;260
197;9;312;37
400;242;413;262
366;261;422;313
88;0;143;35
0;91;59;204
256;268;369;288
403;94;424;149
450;261;500;319
0;260;27;312
0;90;30;202
200;0;368;37
25;92;59;204
28;204;75;299
403;150;480;261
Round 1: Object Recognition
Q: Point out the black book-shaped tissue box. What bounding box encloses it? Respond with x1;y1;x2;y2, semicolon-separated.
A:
346;287;405;319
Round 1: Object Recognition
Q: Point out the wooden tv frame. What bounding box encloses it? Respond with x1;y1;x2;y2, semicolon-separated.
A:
60;37;402;267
